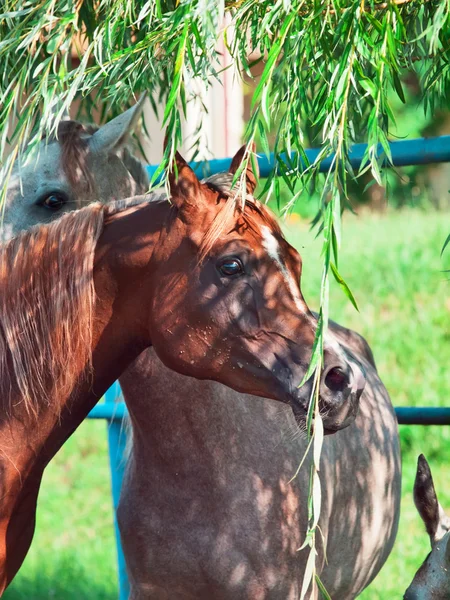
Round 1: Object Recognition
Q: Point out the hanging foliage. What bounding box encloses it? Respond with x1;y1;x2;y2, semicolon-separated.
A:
1;1;449;596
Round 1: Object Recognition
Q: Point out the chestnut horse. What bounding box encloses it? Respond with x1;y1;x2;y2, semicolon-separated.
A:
0;148;364;595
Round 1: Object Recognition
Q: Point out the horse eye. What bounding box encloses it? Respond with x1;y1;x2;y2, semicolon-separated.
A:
41;193;66;211
218;258;244;277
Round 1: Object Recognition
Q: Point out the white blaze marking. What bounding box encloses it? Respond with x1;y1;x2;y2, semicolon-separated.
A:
261;225;306;315
260;225;347;359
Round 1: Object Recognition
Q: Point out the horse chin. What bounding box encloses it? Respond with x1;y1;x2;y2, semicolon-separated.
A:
323;424;348;436
290;391;361;435
291;414;355;437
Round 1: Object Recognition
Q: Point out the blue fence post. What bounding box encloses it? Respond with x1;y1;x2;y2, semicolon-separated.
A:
104;382;130;600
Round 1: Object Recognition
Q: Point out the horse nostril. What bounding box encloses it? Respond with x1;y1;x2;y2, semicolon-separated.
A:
324;366;349;393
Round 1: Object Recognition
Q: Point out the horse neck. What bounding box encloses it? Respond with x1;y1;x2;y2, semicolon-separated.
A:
0;346;139;593
0;201;168;591
0;201;164;463
121;348;301;483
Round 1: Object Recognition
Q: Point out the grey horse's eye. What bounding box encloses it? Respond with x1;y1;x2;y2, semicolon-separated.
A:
217;258;244;277
39;192;67;211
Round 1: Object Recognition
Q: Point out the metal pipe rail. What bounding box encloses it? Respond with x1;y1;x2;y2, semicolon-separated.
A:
147;135;450;180
89;403;450;425
88;133;450;600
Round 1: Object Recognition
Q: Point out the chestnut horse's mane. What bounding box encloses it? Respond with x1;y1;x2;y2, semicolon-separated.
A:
0;202;104;417
0;199;144;418
200;172;284;259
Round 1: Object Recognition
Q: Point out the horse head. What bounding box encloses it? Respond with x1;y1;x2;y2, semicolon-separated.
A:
148;147;366;433
2;96;148;239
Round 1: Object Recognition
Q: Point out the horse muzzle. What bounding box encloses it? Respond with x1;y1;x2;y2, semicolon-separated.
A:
320;360;366;432
290;359;366;433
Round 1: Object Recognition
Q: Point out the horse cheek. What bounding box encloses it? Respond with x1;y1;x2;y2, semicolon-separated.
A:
223;282;261;337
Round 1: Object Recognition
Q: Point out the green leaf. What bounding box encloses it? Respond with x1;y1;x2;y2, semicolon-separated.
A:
360;78;377;98
331;226;339;268
311;470;322;530
298;327;322;390
316;575;332;600
289;435;314;484
392;69;406;103
261;83;271;127
257;119;270;158
298;528;314;552
313;414;324;472
251;11;296;109
163;17;189;125
300;546;316;600
441;233;450;257
33;60;48;79
330;262;359;311
136;0;152;25
251;42;280;110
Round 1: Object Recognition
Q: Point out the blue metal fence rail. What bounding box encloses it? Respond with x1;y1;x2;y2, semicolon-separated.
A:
86;134;450;600
147;135;450;180
89;404;450;426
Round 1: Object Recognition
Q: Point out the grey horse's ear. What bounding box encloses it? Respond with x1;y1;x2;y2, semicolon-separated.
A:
48;100;70;122
88;93;147;154
414;454;448;544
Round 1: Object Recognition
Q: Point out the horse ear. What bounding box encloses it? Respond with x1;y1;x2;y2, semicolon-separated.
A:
88;94;147;154
229;143;259;195
47;99;71;122
168;152;203;210
414;454;446;544
53;105;71;121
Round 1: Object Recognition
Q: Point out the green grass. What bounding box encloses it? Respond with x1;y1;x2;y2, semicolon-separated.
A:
5;208;450;599
4;420;118;600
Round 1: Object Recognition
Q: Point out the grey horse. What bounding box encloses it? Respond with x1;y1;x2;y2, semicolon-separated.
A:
404;455;450;600
3;100;401;599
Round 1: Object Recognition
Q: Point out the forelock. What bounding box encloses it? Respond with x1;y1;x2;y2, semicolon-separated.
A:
44;120;95;195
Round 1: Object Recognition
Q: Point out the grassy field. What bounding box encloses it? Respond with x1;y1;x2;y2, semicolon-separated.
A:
4;208;450;599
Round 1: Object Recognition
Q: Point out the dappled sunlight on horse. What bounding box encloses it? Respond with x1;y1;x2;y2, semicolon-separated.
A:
119;324;400;599
0;133;367;596
1;101;400;599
